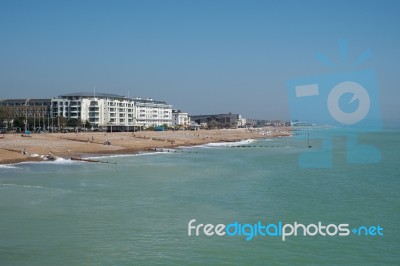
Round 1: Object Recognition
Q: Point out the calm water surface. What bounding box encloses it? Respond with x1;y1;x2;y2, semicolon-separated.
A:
0;128;399;265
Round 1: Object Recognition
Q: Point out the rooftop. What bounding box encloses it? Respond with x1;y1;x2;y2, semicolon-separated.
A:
0;98;51;106
57;92;126;99
55;93;168;104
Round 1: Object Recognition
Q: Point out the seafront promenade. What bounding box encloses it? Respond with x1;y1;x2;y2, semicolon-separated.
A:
0;128;291;164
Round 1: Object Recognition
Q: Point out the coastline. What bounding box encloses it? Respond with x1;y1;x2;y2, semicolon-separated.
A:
0;127;291;165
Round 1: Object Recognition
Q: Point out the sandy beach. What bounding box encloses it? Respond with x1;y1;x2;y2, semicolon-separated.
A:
0;128;291;164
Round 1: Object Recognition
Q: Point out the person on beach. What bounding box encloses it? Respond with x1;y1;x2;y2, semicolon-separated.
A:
45;151;56;161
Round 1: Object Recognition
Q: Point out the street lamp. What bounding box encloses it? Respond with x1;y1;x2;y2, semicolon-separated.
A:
24;99;30;133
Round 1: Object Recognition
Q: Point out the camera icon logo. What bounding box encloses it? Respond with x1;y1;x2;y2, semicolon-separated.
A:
287;42;382;168
328;81;370;125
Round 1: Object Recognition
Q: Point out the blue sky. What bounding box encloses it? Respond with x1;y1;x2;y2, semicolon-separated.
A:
0;0;399;122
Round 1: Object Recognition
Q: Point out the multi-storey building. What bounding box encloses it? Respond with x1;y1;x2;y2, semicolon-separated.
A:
237;115;246;128
0;99;52;130
51;93;135;128
1;92;175;130
172;109;190;127
51;93;172;130
134;97;172;128
190;113;240;129
0;98;52;118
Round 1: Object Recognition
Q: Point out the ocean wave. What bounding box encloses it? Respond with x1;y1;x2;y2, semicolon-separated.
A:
54;157;80;164
87;151;174;160
85;154;137;160
187;139;257;149
34;157;82;165
139;150;175;155
0;165;19;169
0;183;46;189
12;157;83;166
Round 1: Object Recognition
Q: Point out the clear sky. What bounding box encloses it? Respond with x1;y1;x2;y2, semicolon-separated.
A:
0;0;399;123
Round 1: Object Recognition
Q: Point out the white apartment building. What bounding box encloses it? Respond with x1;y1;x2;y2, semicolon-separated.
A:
172;109;190;127
51;93;172;130
134;97;172;127
238;115;246;128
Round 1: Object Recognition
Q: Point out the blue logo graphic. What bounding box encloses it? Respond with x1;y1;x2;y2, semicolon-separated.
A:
287;41;382;168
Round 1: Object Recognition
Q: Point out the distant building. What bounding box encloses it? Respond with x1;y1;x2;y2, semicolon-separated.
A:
51;93;134;129
172;109;190;127
245;119;257;127
237;115;246;128
133;97;172;128
51;92;172;130
189;121;200;130
0;98;52;118
190;113;240;129
0;98;52;129
1;93;183;131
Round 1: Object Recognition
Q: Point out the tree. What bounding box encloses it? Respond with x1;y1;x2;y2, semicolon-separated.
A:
0;107;13;127
26;117;35;131
67;118;81;128
83;120;91;129
56;116;67;128
207;120;218;129
146;125;155;131
13;117;25;129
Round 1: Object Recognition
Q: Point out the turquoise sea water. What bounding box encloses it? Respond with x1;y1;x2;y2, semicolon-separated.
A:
0;128;399;265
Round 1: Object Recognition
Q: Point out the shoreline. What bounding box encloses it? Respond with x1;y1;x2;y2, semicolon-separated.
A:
0;128;291;165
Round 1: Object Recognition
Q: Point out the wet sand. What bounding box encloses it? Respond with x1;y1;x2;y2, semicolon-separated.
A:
0;128;291;164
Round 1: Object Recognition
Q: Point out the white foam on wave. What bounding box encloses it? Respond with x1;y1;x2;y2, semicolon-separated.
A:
138;151;175;156
0;183;45;189
186;139;257;149
36;157;82;165
0;165;19;169
12;157;83;166
87;151;174;160
86;154;137;159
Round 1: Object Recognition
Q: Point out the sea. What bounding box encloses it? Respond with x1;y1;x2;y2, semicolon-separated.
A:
0;127;399;265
